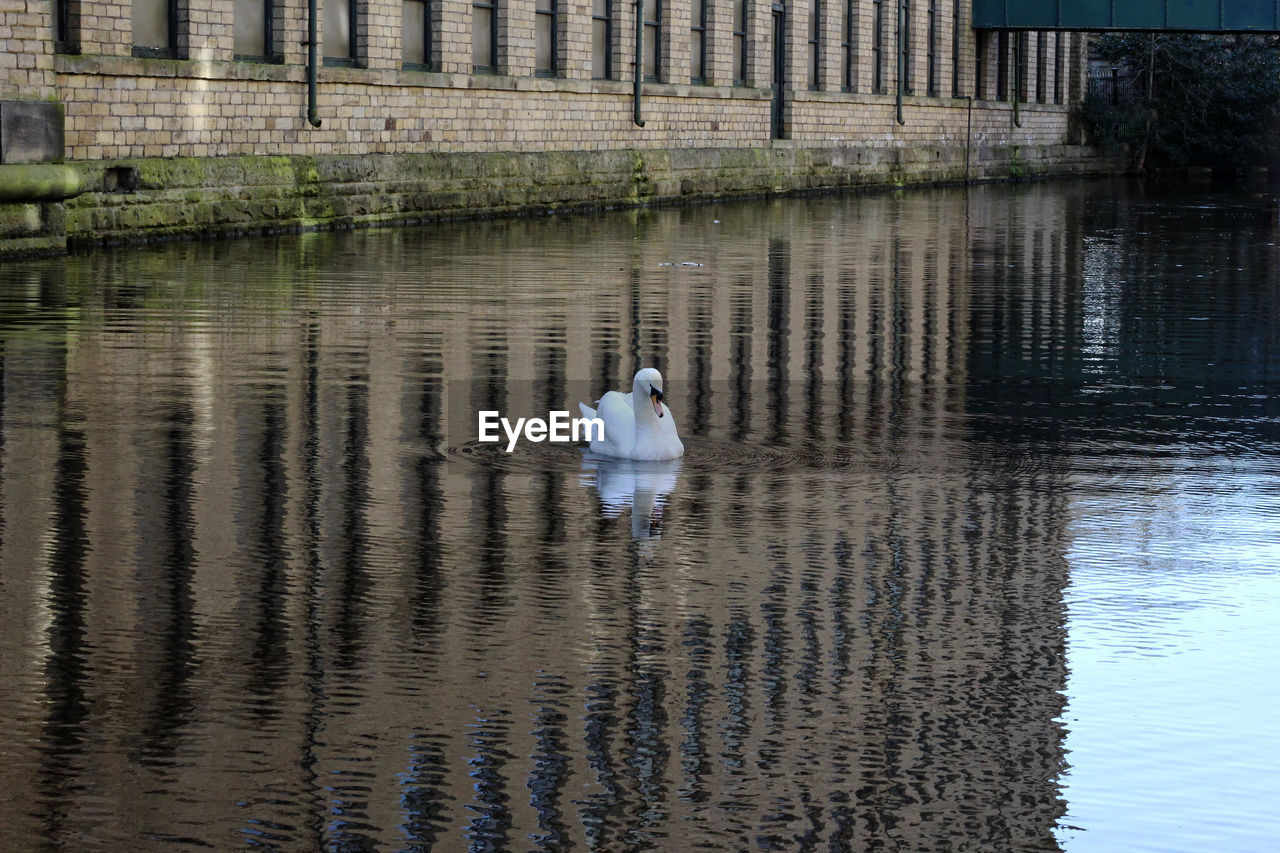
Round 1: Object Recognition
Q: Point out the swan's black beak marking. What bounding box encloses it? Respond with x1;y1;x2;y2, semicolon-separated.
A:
650;385;664;418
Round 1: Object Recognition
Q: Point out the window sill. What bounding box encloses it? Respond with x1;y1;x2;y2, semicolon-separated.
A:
132;46;176;60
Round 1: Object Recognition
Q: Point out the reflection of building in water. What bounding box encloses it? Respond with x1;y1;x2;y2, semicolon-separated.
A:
0;187;1081;849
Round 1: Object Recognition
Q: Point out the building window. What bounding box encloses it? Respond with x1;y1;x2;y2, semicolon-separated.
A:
996;29;1008;100
473;0;497;72
1017;31;1028;100
808;0;820;89
403;0;433;69
900;0;911;94
732;0;747;85
951;0;961;97
323;0;357;65
1053;33;1064;104
132;0;175;58
235;0;275;61
54;0;78;53
536;0;557;76
974;28;985;99
691;0;707;82
642;0;660;81
872;0;883;93
592;0;611;78
926;0;936;95
842;0;854;91
1035;31;1046;102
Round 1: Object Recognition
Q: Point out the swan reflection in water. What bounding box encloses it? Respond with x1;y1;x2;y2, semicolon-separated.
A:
579;453;682;539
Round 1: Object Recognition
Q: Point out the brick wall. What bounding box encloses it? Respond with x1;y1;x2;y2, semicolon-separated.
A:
17;0;1084;162
1;0;59;99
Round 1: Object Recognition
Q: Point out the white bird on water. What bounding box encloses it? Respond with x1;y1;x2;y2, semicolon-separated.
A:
578;368;685;461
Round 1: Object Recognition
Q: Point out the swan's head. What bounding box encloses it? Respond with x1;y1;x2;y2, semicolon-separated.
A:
633;368;665;419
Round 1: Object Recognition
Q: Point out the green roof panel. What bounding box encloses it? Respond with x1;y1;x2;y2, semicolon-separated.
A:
974;0;1280;30
1168;0;1221;28
1114;0;1167;27
1058;0;1113;29
1005;3;1059;28
1224;0;1275;27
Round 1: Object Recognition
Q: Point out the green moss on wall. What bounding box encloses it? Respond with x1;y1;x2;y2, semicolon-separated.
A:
12;144;1126;256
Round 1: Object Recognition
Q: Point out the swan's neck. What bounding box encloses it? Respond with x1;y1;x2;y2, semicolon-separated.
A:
632;379;661;432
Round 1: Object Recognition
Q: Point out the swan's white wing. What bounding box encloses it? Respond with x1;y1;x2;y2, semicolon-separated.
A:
663;406;685;458
657;405;681;442
590;390;635;457
631;404;683;460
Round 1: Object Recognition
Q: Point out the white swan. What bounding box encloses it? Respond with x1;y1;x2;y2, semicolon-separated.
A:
578;368;685;460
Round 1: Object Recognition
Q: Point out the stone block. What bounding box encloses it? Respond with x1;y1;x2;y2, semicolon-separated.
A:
0;100;65;164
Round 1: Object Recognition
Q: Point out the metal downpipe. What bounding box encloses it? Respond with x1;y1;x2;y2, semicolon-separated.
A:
633;0;645;126
307;0;322;127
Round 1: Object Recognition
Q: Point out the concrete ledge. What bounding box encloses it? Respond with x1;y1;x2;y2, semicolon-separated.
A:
0;164;83;202
38;144;1126;253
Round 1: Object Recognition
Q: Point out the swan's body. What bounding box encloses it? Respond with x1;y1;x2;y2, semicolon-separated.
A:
578;368;684;461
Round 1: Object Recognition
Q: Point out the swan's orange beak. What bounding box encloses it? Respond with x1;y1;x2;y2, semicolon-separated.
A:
650;387;664;418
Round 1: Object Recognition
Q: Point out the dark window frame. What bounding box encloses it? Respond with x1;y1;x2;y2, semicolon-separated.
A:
842;0;854;92
691;0;707;83
872;0;884;94
900;0;911;95
951;0;961;97
592;0;612;79
1017;30;1028;100
732;0;747;85
642;0;661;82
535;0;558;77
808;0;820;90
974;28;986;99
995;29;1008;101
322;0;360;67
1035;31;1046;102
472;0;498;73
1053;32;1064;104
402;0;436;71
235;0;283;64
54;0;79;54
926;0;936;96
131;0;179;59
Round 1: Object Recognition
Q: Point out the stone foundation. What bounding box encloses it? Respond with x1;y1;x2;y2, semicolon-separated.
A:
39;142;1120;253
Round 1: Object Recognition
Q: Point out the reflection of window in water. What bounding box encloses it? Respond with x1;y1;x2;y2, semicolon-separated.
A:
1081;236;1126;374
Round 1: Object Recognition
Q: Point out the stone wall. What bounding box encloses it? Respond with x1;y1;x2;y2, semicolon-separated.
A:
62;143;1120;249
37;0;1088;160
0;0;1118;256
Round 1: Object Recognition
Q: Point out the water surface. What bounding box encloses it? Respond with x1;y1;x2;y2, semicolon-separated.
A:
1;181;1278;851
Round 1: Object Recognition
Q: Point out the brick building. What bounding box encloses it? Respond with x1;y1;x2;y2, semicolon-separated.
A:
0;0;1113;254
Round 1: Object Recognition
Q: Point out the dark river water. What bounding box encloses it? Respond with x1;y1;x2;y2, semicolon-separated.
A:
1;180;1278;852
